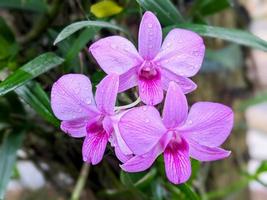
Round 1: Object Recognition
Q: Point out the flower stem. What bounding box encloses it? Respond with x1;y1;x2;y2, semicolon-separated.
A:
70;163;90;200
115;97;141;111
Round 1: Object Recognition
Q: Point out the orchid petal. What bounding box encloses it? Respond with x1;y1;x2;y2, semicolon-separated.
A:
179;102;234;147
161;68;197;94
121;131;172;172
82;130;108;165
60;118;89;138
120;146;160;172
155;28;205;77
138;77;163;105
51;74;99;121
138;11;162;60
164;139;191;184
95;74;119;115
163;82;188;129
119;106;167;155
89;36;142;74
114;145;133;163
188;140;231;161
118;67;138;92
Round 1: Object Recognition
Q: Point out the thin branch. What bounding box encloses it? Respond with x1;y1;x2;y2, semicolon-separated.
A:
70;163;90;200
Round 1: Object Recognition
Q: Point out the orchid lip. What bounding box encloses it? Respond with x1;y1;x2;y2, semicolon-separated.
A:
86;115;105;134
138;60;160;80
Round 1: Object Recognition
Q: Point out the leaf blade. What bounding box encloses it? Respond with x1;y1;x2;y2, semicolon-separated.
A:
15;81;60;127
136;0;184;26
0;52;64;96
0;131;25;199
53;21;129;45
164;24;267;51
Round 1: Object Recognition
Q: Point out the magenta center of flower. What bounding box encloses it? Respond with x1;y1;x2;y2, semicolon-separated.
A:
138;61;160;80
86;116;104;134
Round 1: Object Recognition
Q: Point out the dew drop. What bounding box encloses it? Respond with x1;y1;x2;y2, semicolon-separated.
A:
148;23;153;28
145;119;150;123
188;120;193;125
142;107;147;111
86;98;91;104
193;51;199;56
166;42;171;47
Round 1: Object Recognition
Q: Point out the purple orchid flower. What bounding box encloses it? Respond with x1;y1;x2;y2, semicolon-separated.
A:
89;11;205;105
51;73;132;165
118;82;233;184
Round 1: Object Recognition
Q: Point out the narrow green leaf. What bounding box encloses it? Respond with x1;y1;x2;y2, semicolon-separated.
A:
167;183;200;200
136;0;184;26
203;44;243;72
0;0;48;13
65;27;99;65
0;17;15;42
192;0;231;16
15;81;60;127
256;160;267;175
178;184;200;200
0;131;25;199
164;24;267;51
54;21;129;45
0;52;64;96
120;168;156;189
239;92;267;111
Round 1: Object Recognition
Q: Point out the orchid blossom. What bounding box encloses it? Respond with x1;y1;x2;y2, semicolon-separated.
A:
89;11;205;105
51;73;131;164
118;82;233;184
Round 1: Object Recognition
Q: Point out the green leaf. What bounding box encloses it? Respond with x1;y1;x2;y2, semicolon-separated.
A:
164;24;267;51
0;17;15;42
192;0;231;16
239;92;267;111
0;130;25;199
136;0;184;26
120;168;157;189
256;160;267;175
65;27;99;65
15;81;60;127
203;44;243;72
0;0;48;13
167;183;200;200
54;21;129;45
0;52;64;96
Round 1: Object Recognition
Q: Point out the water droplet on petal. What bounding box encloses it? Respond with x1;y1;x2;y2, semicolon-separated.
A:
188;120;193;125
145;119;150;123
193;51;199;56
86;98;91;104
148;23;153;28
142;107;147;111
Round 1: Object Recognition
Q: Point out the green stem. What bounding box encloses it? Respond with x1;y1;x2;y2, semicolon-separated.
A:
70;163;90;200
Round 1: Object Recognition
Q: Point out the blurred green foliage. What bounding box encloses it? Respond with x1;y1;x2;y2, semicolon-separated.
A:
0;0;267;199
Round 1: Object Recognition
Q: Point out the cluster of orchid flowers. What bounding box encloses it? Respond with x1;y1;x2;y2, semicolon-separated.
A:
51;11;234;184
